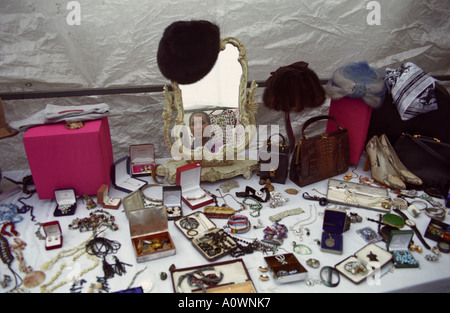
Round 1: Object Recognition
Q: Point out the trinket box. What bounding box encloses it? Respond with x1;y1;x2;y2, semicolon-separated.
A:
425;219;450;245
43;221;63;250
326;179;391;212
320;208;348;254
111;156;147;193
335;243;392;284
97;184;122;210
387;229;419;268
53;188;77;216
129;144;155;177
163;185;183;220
264;253;308;283
23;117;113;199
170;259;256;293
175;212;237;261
123;190;176;262
176;163;214;209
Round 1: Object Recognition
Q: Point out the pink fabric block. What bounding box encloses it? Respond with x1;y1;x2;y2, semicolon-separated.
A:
326;97;372;165
23;117;114;199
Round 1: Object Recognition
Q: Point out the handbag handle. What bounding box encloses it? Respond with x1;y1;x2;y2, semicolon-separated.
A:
267;133;287;152
301;115;343;140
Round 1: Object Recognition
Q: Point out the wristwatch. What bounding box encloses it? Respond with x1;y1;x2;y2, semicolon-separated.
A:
393;208;431;250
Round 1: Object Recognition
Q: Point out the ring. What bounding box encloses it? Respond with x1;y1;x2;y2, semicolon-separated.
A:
259;274;269;281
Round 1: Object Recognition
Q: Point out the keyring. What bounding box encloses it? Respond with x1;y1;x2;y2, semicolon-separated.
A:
320;266;340;287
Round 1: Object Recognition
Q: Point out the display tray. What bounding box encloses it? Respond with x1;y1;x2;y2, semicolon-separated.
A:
175;212;237;261
170;259;256;293
335;243;392;284
326;179;391;212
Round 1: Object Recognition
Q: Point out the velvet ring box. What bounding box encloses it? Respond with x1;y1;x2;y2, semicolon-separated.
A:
53;188;77;216
320;208;348;254
97;184;122;210
264;253;308;283
387;229;419;268
163;185;183;220
176;163;214;210
43;221;63;250
335;243;392;284
111;156;147;193
129;144;155;177
123;189;176;262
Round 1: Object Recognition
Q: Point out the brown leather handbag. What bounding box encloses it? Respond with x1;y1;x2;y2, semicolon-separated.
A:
290;115;350;187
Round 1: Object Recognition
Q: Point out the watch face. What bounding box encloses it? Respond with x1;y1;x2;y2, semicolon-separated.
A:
405;219;416;227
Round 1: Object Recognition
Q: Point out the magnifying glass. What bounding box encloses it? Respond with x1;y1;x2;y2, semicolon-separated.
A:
320;266;340;287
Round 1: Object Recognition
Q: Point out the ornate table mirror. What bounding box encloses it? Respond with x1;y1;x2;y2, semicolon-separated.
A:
158;37;258;183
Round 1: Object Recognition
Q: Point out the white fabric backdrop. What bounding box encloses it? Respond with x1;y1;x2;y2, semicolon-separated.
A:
1;0;449;170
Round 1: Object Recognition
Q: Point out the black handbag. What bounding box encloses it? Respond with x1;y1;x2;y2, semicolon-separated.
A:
259;133;289;184
394;133;450;197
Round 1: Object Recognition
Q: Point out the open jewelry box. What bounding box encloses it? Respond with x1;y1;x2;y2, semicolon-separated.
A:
97;184;121;210
320;208;349;254
175;211;237;261
170;259;256;293
335;243;392;284
264;253;308;283
43;221;63;250
326;179;391;213
123;189;176;262
163;185;183;220
129;144;155;177
387;229;419;268
176;163;214;210
111;156;147;193
53;188;77;216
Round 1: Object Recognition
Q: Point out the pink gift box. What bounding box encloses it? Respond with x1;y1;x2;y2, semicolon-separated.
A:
23;117;114;199
326;97;372;165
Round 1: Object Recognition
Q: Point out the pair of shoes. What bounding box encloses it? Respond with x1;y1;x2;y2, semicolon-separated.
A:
365;134;422;190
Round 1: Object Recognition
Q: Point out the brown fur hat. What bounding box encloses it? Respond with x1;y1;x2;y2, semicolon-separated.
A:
263;61;325;112
157;20;221;85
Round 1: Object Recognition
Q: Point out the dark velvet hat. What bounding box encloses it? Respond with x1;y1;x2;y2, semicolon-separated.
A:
157;20;221;85
263;61;325;112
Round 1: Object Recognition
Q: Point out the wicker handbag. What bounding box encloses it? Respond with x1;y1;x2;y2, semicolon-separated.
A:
290;115;350;187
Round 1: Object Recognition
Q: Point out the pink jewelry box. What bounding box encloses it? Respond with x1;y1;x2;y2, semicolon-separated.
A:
176;163;214;210
23;117;114;199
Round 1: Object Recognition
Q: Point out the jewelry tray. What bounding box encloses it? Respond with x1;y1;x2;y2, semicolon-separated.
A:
326;179;391;213
170;259;256;293
335;243;392;284
175;212;237;261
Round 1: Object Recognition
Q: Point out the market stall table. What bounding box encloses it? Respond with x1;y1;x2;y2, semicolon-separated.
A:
0;156;449;293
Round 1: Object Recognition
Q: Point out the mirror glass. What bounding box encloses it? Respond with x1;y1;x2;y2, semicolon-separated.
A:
178;43;244;154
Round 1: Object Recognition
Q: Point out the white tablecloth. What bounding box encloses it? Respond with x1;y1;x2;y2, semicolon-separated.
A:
0;156;449;294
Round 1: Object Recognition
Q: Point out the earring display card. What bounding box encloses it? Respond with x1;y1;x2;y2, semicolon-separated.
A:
335;243;392;284
326;179;391;213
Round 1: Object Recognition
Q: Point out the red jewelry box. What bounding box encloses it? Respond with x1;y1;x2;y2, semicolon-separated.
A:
23;117;113;199
43;221;63;250
97;184;122;210
176;163;214;210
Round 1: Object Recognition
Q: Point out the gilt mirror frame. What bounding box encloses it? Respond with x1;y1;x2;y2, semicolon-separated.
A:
162;37;258;167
